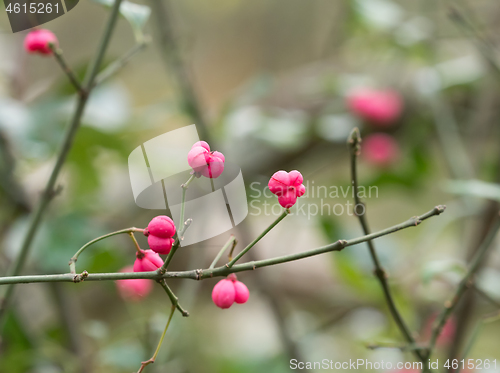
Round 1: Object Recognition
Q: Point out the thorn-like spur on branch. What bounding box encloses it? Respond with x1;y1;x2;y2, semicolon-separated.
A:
158;280;189;317
0;205;445;286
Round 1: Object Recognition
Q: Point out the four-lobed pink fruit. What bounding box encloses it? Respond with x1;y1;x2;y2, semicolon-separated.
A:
268;170;306;208
24;29;58;55
362;133;400;167
212;273;249;309
145;215;176;255
133;249;164;272
347;88;403;126
187;141;225;179
116;265;153;302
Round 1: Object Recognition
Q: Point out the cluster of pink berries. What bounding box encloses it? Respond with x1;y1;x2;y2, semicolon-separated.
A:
24;29;58;55
114;141;248;308
347;88;403;167
116;212;252;309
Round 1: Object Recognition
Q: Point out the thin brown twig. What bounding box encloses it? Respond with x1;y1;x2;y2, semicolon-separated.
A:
348;128;426;364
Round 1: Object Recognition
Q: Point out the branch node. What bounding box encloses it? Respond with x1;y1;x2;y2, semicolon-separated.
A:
374;268;387;279
73;270;89;283
195;269;203;280
412;217;422;226
337;239;348;250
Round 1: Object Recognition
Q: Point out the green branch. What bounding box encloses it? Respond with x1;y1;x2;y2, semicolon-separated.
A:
0;205;445;285
227;209;289;268
209;235;237;269
49;43;84;94
69;227;145;274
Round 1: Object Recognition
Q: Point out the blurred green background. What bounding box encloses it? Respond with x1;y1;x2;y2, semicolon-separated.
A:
0;0;499;372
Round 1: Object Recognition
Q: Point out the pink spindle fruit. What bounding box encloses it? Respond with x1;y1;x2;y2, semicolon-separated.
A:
362;133;400;167
133;250;164;272
347;88;403;126
212;274;250;309
233;280;250;304
145;215;176;255
187;141;225;179
116;266;153;302
212;279;236;309
268;170;306;208
24;29;58;55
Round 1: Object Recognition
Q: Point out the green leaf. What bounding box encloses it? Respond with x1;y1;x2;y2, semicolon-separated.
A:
92;0;151;42
444;179;500;202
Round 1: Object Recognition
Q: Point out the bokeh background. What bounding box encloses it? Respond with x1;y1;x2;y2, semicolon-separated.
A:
0;0;500;372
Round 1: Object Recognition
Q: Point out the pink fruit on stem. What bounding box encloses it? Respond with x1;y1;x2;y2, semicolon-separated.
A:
362;133;400;167
347;88;403;126
212;274;250;309
116;266;153;302
24;29;58;55
268;170;306;208
133;250;164;272
144;215;176;255
212;279;236;309
233;280;250;304
187;141;225;179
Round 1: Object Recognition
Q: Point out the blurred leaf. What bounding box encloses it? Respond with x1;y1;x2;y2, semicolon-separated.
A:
35;214;104;272
0;312;34;373
92;0;151;42
100;340;145;369
421;259;466;284
445;179;500;202
67;125;129;198
217;355;289;373
319;216;377;295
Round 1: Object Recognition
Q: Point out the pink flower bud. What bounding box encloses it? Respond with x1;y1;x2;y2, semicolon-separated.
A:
116;266;153;302
187;141;225;179
362;133;400;167
212;279;235;309
347;89;403;126
133;250;164;272
268;170;306;208
24;29;58;55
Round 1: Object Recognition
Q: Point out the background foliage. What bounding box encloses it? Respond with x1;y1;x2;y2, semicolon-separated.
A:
0;0;499;372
